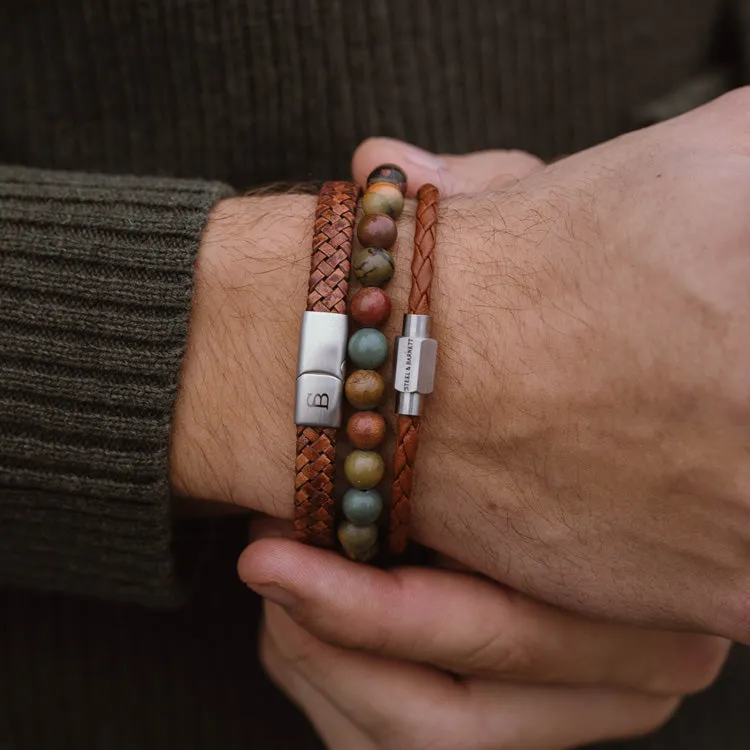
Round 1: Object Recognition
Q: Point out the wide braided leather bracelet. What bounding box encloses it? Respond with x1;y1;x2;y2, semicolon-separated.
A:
390;184;440;554
294;181;360;548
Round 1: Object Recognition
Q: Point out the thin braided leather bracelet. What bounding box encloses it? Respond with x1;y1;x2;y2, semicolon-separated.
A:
294;181;360;548
390;183;440;554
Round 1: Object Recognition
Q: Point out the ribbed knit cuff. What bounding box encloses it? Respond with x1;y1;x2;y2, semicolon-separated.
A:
0;166;233;606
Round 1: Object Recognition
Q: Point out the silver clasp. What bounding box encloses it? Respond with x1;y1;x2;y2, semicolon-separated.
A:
294;311;348;427
393;314;438;416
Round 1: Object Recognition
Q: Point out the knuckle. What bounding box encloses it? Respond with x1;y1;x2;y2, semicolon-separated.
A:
463;629;533;678
506;149;545;169
699;576;750;645
333;607;394;653
722;582;750;644
635;698;682;739
670;636;731;694
263;610;322;675
276;633;320;673
370;693;468;750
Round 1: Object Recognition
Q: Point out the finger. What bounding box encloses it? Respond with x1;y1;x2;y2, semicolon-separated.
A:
240;539;730;695
264;601;455;744
265;603;680;750
352;137;544;197
261;623;377;750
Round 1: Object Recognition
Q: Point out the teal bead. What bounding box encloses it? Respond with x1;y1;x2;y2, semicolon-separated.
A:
338;522;378;562
342;488;384;526
348;328;388;369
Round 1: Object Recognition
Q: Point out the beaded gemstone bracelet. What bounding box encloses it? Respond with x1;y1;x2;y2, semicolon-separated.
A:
338;164;407;561
293;171;438;560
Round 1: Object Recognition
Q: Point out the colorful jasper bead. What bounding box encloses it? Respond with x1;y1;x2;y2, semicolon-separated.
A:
346;410;386;450
348;328;388;369
357;213;397;250
342;488;383;526
345;369;384;410
344;450;385;489
362;182;404;219
338;521;378;562
352;247;394;287
350;287;391;327
367;164;407;195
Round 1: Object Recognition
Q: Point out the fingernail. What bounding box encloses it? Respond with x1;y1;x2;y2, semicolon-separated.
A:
249;583;297;609
399;143;445;170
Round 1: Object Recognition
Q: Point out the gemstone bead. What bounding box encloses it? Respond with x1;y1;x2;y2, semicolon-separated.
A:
338;521;378;562
345;370;384;410
342;488;383;526
367;164;407;195
348;328;388;369
357;213;397;250
346;410;386;450
350;287;392;327
344;450;385;489
353;247;394;287
362;182;404;219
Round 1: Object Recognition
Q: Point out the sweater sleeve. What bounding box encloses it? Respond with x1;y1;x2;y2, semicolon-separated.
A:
0;165;233;606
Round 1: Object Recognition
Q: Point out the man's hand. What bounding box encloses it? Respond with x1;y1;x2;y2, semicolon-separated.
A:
239;525;728;750
380;91;750;639
173;89;750;641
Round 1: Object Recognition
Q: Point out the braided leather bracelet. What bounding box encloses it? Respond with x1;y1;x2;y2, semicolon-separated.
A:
294;181;360;548
390;184;440;554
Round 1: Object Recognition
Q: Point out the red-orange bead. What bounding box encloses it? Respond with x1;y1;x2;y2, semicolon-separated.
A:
347;411;386;450
357;213;397;249
350;287;392;327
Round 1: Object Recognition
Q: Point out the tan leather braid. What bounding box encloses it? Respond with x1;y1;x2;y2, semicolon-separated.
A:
294;181;360;548
307;182;360;313
389;183;439;554
295;425;337;547
407;184;439;315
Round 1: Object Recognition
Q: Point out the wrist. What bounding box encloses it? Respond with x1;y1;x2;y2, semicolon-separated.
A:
170;189;521;545
171;195;314;516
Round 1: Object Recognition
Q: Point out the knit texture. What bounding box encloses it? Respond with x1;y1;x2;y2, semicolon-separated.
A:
1;0;726;184
0;166;231;605
0;1;749;749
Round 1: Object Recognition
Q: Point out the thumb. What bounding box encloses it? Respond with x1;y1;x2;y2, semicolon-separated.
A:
352;137;544;197
238;538;728;694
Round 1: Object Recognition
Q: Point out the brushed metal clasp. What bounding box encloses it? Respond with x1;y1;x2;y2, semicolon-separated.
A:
294;311;348;427
393;314;438;416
